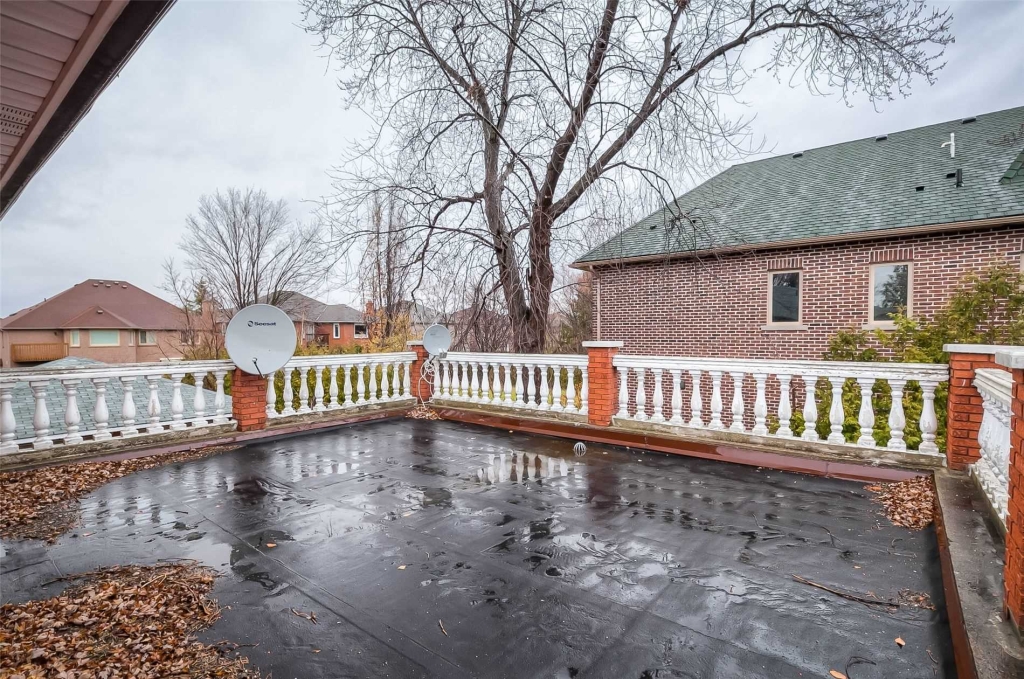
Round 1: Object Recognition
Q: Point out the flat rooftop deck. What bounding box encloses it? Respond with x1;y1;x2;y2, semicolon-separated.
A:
1;419;955;678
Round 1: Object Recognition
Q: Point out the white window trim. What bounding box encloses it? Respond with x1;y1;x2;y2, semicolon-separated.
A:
354;324;368;339
764;269;805;330
89;330;120;347
128;331;135;346
866;262;913;329
138;330;157;346
69;330;80;347
333;323;341;339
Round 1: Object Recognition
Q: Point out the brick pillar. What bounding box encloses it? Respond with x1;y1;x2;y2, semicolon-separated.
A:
406;341;432;402
945;345;1001;470
582;341;623;426
997;350;1024;631
232;369;268;432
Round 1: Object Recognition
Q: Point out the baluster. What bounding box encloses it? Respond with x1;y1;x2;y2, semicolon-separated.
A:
297;367;313;413
380;362;392;403
526;364;538;408
856;378;876;446
689;370;704;427
465;362;476;402
752;372;768;436
459;361;470;400
887;379;907;451
728;372;745;433
146;375;163;433
502;363;513;405
539;365;551;411
634;368;647;421
776;374;793;438
668;369;683;424
355;363;366;404
29;380;53;449
579;367;588;415
328;366;340;409
282;367;296;415
431;359;442;399
93;377;113;439
267;372;278;418
827;375;846;444
345;365;356;407
119;376;138;438
801;376;819;441
0;384;19;454
564;367;578;414
404;360;412;399
485;363;496;403
709;371;724;430
368;363;379;404
213;370;228;424
314;365;327;411
550;366;563;411
192;372;207;422
650;368;664;423
919;379;939;454
442;361;452;397
63;379;85;444
169;373;187;430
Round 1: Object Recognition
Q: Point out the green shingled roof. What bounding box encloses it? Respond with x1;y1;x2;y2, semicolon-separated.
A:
577;106;1024;264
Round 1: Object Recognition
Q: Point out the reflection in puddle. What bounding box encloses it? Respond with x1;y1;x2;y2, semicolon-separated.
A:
474;452;571;485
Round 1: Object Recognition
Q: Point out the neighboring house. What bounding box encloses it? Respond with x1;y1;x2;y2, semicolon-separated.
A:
5;356;229;441
575;106;1024;360
364;300;443;338
1;280;188;367
270;292;367;348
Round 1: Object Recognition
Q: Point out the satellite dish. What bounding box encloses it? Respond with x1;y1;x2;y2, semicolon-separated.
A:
225;304;296;376
422;324;451;356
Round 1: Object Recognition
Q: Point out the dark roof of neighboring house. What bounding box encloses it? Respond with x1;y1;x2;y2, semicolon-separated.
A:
267;292;363;324
1;279;184;330
576;106;1024;265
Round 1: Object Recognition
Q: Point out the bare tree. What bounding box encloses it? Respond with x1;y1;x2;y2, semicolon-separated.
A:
360;195;411;339
176;188;334;312
302;0;951;352
161;263;226;362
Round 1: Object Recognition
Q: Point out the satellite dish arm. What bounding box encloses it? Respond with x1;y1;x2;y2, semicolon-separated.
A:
252;357;264;379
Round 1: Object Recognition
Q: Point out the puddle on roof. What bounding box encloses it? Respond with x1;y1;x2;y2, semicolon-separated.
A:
473;452;572;485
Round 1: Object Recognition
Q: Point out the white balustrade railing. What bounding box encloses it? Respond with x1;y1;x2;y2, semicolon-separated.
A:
431;352;588;416
973;368;1011;526
611;355;948;455
266;352;416;418
0;360;234;454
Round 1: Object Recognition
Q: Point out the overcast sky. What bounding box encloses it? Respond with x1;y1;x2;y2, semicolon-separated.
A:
1;0;1022;316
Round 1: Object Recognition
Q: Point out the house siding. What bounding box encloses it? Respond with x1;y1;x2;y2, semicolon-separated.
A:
1;328;184;366
591;224;1024;359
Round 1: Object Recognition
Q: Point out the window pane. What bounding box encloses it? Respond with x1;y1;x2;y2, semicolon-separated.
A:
70;330;80;346
771;272;800;323
873;264;908;321
90;330;119;346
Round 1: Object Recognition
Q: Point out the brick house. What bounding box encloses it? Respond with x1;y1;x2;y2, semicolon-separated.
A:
1;279;189;367
575;106;1024;359
272;292;368;348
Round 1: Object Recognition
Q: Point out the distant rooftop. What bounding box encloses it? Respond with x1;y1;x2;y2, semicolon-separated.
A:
1;279;184;330
577;106;1024;265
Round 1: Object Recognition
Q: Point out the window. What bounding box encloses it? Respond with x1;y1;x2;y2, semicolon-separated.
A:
767;271;801;325
333;323;341;339
354;324;368;339
870;263;911;324
89;330;120;347
138;330;157;345
69;330;80;347
179;330;195;345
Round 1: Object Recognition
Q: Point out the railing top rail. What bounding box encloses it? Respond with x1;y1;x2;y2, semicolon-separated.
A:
0;359;237;384
282;351;415;367
611;354;948;380
442;351;587;366
975;367;1013;402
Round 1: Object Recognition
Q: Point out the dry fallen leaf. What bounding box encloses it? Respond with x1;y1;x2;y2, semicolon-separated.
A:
266;543;277;548
895;637;906;647
865;476;935;530
829;671;848;679
397;565;407;570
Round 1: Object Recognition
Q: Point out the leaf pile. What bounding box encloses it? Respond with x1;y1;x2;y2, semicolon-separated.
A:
0;563;259;678
406;405;442;420
866;475;935;530
0;445;240;543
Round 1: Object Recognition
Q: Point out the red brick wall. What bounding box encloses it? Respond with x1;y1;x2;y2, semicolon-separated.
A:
408;343;432;402
1006;366;1024;629
591;225;1024;359
585;342;621;426
945;352;1000;470
232;369;268;432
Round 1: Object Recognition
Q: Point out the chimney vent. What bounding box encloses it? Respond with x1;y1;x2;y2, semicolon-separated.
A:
961;116;977;124
875;134;888;141
791;152;803;158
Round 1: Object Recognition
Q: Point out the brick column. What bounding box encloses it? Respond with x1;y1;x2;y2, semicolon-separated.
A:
944;344;1002;471
406;341;432;402
997;350;1024;631
582;341;623;427
232;369;268;432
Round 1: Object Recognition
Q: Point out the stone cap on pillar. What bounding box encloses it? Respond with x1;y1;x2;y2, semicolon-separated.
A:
582;341;624;349
406;340;425;347
943;343;1013;355
996;350;1024;369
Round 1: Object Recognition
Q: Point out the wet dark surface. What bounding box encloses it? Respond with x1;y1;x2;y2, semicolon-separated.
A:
2;419;956;678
